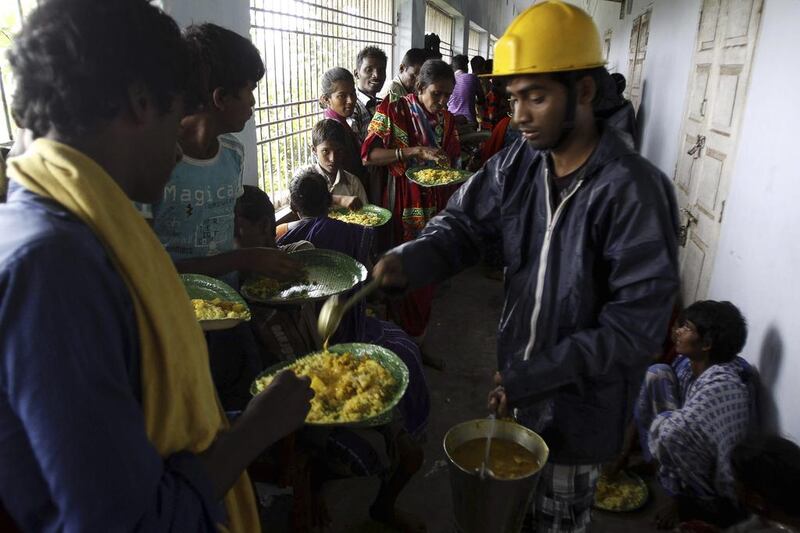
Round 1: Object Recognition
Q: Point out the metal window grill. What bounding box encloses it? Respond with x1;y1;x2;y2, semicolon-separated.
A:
249;0;394;207
468;28;481;58
425;3;454;63
488;35;498;60
0;0;36;145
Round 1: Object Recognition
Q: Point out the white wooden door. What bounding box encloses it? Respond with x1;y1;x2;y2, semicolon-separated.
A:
674;0;763;305
626;9;651;113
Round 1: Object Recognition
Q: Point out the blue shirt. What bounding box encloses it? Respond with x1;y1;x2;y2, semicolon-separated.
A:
0;183;220;531
149;135;245;262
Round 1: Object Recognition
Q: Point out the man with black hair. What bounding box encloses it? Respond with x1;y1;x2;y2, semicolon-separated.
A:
0;1;312;531
288;169;332;219
447;54;485;129
595;72;638;149
352;45;390;206
424;33;443;60
384;48;431;103
470;55;486;75
635;300;756;529
375;3;679;531
352;45;388;142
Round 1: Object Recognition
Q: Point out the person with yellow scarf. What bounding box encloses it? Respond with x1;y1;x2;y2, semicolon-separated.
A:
0;1;313;531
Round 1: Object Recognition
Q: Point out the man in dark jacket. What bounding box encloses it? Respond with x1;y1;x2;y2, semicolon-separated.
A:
374;2;680;531
596;72;638;149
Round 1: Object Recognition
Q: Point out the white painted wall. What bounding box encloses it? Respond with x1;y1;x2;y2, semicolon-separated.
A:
583;0;701;177
393;0;427;70
708;0;800;441
589;0;800;440
160;0;259;186
635;0;700;176
438;0;532;55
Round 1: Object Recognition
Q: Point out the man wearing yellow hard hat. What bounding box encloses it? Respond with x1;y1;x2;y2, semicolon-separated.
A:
375;2;680;531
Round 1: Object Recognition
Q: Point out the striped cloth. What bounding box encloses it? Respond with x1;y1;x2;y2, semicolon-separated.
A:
635;355;754;500
447;70;481;122
522;463;602;533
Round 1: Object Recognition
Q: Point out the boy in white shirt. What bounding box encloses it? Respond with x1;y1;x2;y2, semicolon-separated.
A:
299;119;369;210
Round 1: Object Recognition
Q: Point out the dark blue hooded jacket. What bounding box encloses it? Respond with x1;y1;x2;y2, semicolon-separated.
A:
395;126;680;463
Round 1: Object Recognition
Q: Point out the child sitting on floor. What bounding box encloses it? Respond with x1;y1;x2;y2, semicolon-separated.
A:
278;169;430;532
676;435;800;533
635;300;757;529
727;435;800;532
234;185;319;363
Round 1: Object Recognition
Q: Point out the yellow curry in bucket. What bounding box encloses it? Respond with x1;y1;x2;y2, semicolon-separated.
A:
451;437;543;480
444;419;549;533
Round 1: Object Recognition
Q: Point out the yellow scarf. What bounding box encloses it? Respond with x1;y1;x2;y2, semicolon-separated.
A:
8;139;259;532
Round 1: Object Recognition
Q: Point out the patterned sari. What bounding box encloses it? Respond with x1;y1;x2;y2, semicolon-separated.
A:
361;93;461;337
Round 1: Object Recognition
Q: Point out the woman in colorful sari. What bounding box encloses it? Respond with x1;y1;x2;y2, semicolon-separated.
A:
278;169;429;531
318;67;366;183
362;59;461;340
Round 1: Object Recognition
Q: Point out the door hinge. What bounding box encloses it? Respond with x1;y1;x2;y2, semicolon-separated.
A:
719;200;726;223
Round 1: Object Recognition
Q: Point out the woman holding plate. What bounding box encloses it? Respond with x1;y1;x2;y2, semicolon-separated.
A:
362;59;461;341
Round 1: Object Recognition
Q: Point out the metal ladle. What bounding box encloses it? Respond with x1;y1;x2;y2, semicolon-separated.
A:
479;411;498;480
317;274;383;349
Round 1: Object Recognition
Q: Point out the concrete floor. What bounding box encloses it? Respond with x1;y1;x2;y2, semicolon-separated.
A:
322;268;668;532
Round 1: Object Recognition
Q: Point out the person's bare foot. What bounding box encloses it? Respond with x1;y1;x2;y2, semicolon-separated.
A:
655;498;681;530
369;505;427;533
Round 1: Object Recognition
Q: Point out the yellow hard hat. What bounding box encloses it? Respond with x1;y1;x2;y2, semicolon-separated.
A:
489;1;605;77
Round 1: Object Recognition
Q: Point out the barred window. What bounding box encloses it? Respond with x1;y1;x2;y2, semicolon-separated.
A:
425;3;454;63
468;28;481;58
249;0;394;207
0;0;37;146
488;34;498;60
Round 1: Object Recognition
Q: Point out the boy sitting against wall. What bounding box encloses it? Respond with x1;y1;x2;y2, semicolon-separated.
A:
676;435;800;532
635;300;758;529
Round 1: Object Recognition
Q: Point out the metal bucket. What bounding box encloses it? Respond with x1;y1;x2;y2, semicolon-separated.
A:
444;419;549;533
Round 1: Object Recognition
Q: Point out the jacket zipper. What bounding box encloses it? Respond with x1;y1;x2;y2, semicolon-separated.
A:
522;166;584;361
